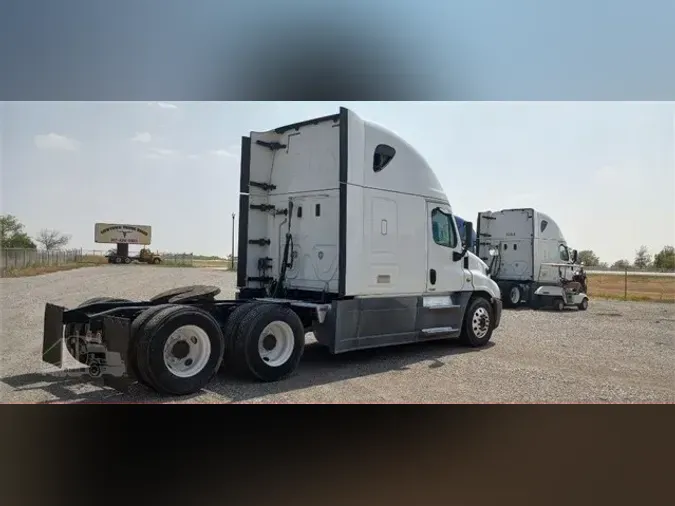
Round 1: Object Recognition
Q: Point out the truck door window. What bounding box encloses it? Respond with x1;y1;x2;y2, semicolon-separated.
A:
431;208;458;248
559;244;569;261
373;144;396;172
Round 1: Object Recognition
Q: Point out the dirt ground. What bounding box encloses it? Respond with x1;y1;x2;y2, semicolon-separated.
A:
1;266;673;404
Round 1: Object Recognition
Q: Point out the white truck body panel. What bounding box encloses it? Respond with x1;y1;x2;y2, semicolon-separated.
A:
238;108;502;353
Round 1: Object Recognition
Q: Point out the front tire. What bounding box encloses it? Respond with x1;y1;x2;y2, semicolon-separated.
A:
508;285;522;306
577;297;589;311
135;305;225;395
233;304;305;382
460;297;494;347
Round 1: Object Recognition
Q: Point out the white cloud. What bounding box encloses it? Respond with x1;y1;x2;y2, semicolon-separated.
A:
148;101;178;110
144;147;177;159
34;133;80;152
132;132;152;143
209;148;238;158
187;154;201;160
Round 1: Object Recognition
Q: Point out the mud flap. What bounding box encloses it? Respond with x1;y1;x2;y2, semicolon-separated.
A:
101;316;135;393
43;303;65;367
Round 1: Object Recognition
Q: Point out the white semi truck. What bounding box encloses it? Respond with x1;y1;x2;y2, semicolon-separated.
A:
476;208;589;311
40;107;503;397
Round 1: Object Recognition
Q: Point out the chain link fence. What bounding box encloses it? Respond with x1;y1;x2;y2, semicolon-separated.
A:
586;268;675;302
1;248;195;275
78;249;194;266
1;248;83;273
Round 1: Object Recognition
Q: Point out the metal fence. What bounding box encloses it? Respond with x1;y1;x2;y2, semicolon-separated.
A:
79;249;195;266
1;248;195;274
585;268;675;302
1;248;83;272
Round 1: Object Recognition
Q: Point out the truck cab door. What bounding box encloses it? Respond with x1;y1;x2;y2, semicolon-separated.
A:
426;203;467;294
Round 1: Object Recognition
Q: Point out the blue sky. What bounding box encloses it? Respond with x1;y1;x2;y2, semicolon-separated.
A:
2;101;674;264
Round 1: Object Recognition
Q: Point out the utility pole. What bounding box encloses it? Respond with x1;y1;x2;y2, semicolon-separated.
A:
231;213;236;271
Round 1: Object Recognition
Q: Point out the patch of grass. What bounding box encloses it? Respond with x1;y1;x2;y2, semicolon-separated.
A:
80;255;109;265
193;259;234;269
1;263;93;278
155;262;195;268
587;273;675;303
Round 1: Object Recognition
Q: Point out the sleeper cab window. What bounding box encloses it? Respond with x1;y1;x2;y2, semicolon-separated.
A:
540;220;548;233
431;208;458;248
373;144;396;172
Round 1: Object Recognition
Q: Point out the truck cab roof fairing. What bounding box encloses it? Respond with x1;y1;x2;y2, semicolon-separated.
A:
353;114;449;204
537;210;567;243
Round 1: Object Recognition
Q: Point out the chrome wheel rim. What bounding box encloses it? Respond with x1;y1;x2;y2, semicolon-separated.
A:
472;307;490;339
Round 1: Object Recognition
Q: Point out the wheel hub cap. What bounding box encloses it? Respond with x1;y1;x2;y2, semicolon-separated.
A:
162;325;211;378
472;307;490;339
171;341;190;360
262;334;277;351
257;321;295;367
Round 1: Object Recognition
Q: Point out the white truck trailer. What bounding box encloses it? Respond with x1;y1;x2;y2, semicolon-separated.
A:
476;208;589;311
40;107;503;397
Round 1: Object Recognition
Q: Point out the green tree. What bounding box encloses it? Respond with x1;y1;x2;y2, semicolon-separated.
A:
0;214;37;249
634;245;652;269
653;245;675;271
611;259;630;270
577;250;600;266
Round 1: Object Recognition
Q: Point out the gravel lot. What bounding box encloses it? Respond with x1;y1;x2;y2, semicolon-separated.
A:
1;265;673;403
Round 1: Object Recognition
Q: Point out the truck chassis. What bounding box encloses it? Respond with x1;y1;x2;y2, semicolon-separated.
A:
41;284;498;397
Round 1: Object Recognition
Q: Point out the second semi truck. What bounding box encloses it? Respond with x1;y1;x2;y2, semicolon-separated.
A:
476;208;589;310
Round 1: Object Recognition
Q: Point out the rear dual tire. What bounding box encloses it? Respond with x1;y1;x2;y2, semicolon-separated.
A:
227;303;305;382
133;305;225;395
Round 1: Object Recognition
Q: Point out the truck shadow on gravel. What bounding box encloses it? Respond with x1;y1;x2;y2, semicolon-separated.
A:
210;339;496;403
2;339;495;404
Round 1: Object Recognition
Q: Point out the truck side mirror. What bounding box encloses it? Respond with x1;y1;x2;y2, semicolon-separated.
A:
453;221;473;262
572;249;578;263
465;221;474;250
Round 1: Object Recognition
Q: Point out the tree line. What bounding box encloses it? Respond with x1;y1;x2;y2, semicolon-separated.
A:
578;245;675;271
1;214;71;251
